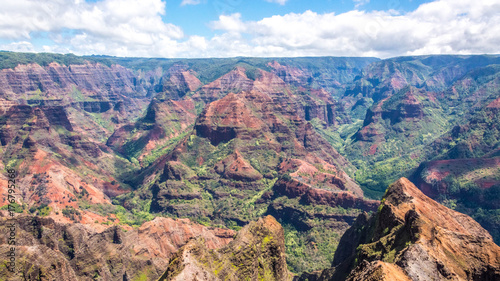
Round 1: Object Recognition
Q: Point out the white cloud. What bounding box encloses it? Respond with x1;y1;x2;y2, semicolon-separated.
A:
0;0;499;58
0;0;183;56
206;0;500;58
180;0;202;6
353;0;370;8
209;13;247;33
265;0;288;5
0;41;36;53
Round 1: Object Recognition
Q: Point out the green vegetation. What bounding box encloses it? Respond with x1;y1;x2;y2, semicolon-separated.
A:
425;177;500;244
321;61;500;199
133;272;149;281
0;51;114;69
79;202;156;227
283;223;342;273
62;206;82;222
1;202;23;213
69;85;89;102
3;52;500;278
28;203;52;216
271;195;363;273
87;112;115;133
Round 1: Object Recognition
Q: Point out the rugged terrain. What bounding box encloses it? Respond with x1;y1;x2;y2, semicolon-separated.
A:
1;52;500;278
315;55;500;244
299;178;500;281
159;215;289;281
119;67;375;271
0;213;235;280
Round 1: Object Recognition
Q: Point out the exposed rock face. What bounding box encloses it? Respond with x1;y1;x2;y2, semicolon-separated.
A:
344;57;500;200
156;67;203;100
149;83;363;223
268;61;311;86
195;91;268;146
215;151;263;182
141;68;370;274
487;97;500;109
267;58;379;93
278;159;363;197
0;101;134;222
159;216;289;281
354;87;426;142
303;102;348;126
107;98;197;162
411;157;500;199
303;188;378;211
0;62;153;141
272;177;377;212
0;62;142;99
196;67;253;103
194;86;353;173
346;261;412;281
0;215;235;281
193;66;347;126
302;177;500;281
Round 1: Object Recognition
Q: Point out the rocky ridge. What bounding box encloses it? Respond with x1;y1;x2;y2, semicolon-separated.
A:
2;53;500;280
0;214;235;281
300;178;500;281
159;215;289;281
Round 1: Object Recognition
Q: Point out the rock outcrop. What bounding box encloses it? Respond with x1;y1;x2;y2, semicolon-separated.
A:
215;151;263;182
0;102;133;221
149;84;363;221
195;67;253;103
301;177;500;281
106;98;197;162
156;67;202;100
0;215;235;281
139;68;372;272
159;215;289;281
354;87;427;142
0;62;142;99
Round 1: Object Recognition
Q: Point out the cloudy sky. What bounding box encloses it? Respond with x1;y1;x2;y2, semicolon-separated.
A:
0;0;499;58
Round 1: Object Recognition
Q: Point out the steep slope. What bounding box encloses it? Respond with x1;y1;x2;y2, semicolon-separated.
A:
0;53;378;278
111;56;378;94
194;66;253;103
6;52;500;280
0;104;136;224
146;73;361;220
409;97;500;243
344;55;500;105
0;58;163;222
328;57;500;198
107;63;351;167
155;65;203;100
0;214;235;281
301;178;500;281
105;64;203;167
0;62;151;134
116;68;375;273
266;57;380;97
344;85;450;198
107;98;197;165
158;215;289;281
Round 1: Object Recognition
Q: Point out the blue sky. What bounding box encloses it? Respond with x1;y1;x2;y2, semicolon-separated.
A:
168;0;432;38
0;0;499;58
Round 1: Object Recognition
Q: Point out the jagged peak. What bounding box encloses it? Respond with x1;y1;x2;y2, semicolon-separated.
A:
301;177;500;281
159;215;289;281
383;177;493;238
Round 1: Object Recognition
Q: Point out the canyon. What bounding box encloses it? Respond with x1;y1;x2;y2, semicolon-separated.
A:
0;52;499;280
